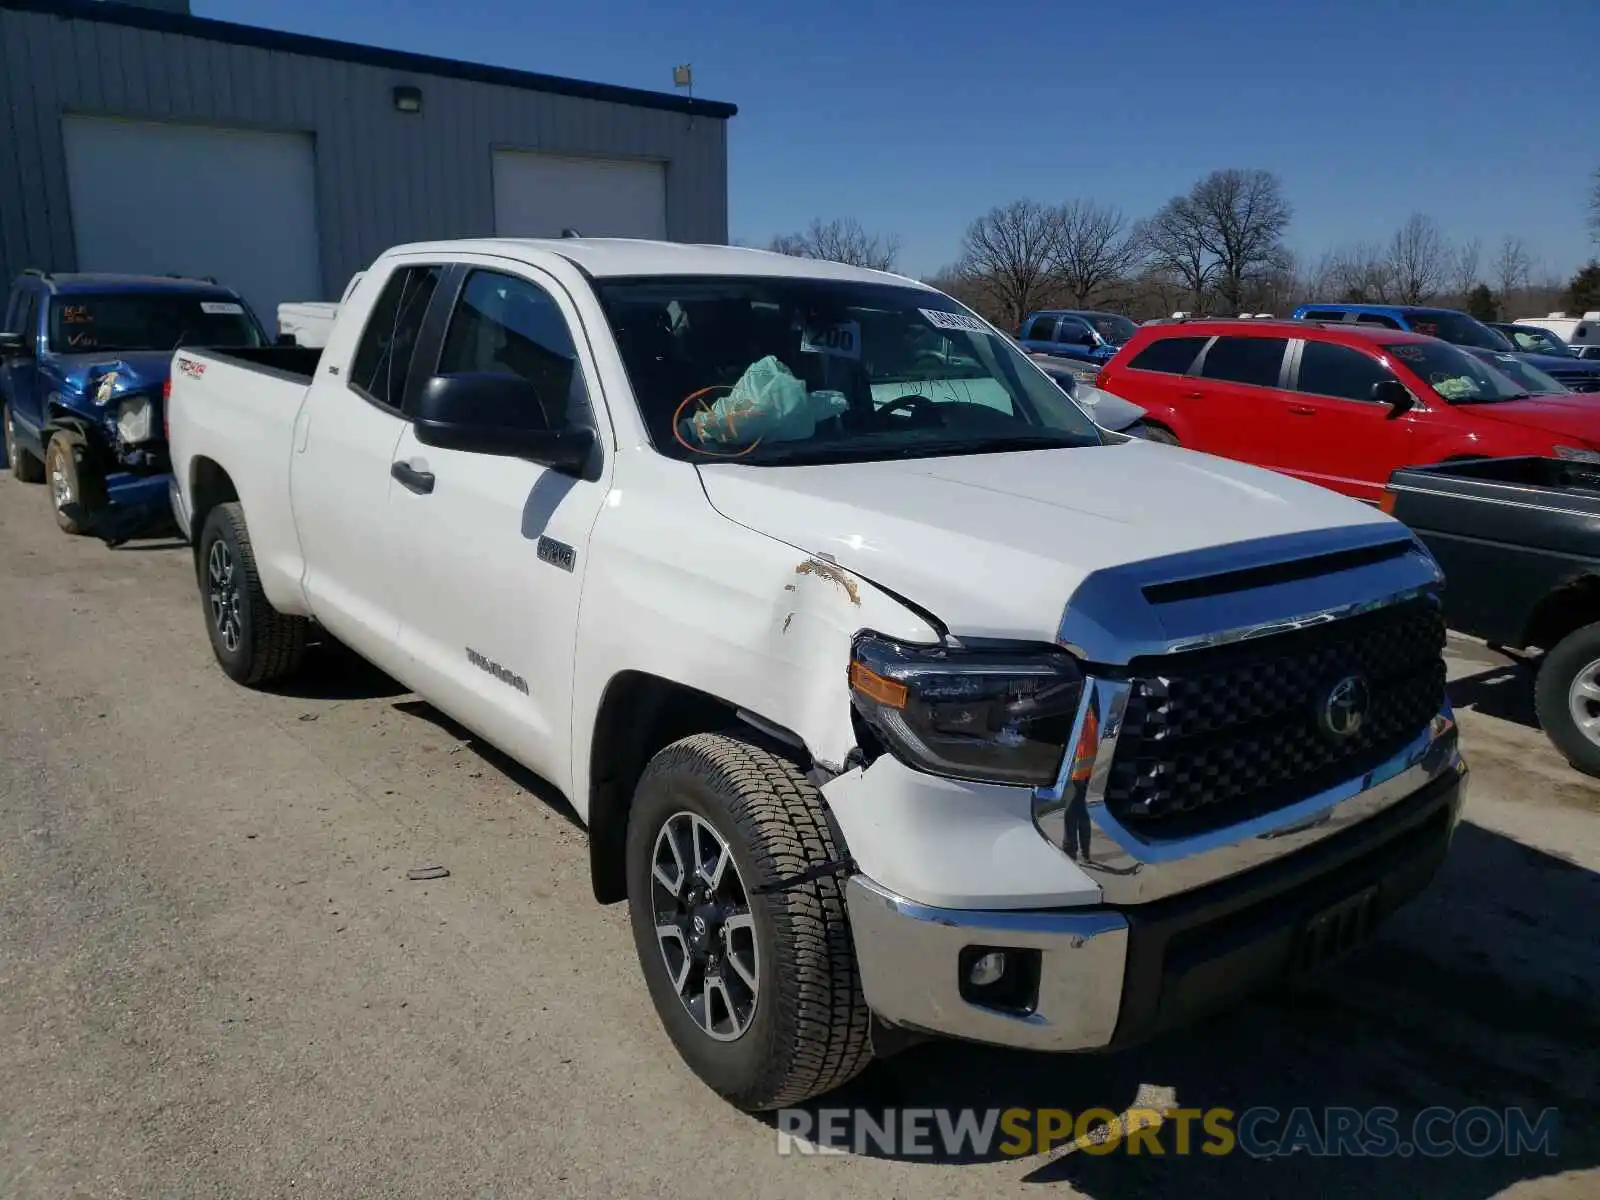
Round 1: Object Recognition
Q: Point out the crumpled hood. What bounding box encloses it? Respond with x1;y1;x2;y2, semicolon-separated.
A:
52;350;173;404
697;440;1396;641
1462;393;1600;442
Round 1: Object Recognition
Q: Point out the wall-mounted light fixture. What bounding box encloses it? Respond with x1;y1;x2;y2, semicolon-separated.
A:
393;85;423;114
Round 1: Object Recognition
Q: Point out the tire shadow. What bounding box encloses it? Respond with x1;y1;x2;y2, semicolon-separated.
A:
1448;661;1541;731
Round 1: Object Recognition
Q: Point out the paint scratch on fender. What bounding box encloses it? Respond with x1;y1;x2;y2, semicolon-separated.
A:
794;558;861;606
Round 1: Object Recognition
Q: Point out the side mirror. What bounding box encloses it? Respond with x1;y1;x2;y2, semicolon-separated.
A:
1077;329;1098;346
1372;378;1415;416
0;331;26;359
412;373;597;476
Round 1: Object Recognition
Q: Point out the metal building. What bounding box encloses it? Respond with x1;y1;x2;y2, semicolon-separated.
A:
0;0;736;322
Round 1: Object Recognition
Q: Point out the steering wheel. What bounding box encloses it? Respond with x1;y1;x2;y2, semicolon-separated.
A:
876;393;940;423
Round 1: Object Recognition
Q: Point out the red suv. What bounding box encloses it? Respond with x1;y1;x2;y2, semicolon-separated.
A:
1098;319;1600;501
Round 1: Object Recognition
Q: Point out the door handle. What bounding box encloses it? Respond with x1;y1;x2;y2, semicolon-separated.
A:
1288;405;1316;416
390;459;435;495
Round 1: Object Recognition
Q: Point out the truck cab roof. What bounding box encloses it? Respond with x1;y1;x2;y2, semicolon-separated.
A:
381;237;935;287
16;272;242;297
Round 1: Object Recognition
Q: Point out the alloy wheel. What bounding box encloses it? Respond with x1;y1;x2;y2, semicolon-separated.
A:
1566;657;1600;748
650;811;760;1042
207;539;244;654
49;447;72;510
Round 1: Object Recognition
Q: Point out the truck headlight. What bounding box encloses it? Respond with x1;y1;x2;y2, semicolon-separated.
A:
117;395;154;444
848;634;1084;786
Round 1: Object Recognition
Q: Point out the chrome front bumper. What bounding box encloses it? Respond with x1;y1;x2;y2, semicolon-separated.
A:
846;733;1466;1053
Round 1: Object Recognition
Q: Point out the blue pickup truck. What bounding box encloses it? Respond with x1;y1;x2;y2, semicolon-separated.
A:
1;271;268;539
1290;303;1600;393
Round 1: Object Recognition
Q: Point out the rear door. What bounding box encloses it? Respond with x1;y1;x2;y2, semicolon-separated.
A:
290;259;446;670
1018;314;1059;354
1184;333;1291;463
1270;338;1421;500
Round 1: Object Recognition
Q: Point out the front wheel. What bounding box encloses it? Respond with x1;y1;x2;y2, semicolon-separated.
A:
1535;622;1600;777
3;404;45;483
45;431;106;534
626;732;873;1110
197;502;309;686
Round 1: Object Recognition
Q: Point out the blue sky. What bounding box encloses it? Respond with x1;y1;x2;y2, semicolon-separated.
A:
206;0;1600;280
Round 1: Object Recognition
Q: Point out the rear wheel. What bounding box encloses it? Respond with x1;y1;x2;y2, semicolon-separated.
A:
3;404;44;483
197;502;309;686
626;732;872;1110
45;431;105;534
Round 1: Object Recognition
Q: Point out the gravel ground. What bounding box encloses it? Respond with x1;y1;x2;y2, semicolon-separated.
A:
0;477;1595;1199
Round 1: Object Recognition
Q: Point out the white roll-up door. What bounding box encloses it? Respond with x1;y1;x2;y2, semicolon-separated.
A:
493;150;667;241
60;115;323;325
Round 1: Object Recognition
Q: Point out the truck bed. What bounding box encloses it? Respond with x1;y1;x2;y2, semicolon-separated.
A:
1386;456;1600;647
200;345;324;383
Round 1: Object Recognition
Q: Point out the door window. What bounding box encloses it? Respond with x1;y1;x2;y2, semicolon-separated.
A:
1295;340;1396;402
1198;337;1288;387
1127;335;1208;375
1023;315;1058;341
436;270;591;429
1301;310;1350;322
1354;313;1402;330
349;265;443;411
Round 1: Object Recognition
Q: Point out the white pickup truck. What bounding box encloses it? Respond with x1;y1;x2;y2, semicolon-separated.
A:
166;238;1467;1111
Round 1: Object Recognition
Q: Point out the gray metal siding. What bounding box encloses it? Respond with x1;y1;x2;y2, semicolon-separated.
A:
0;7;729;299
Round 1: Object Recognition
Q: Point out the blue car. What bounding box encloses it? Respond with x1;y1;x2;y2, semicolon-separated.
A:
1;271;268;538
1290;302;1600;393
1017;309;1138;365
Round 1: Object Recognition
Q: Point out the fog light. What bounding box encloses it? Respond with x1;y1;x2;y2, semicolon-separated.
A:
968;951;1007;987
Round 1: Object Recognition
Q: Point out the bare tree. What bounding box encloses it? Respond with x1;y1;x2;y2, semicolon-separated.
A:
1049;201;1143;307
1448;237;1482;304
1385;213;1449;304
1140;200;1213;312
1312;241;1392;303
1186;169;1294;312
955;200;1062;327
1494;236;1532;307
766;217;901;271
1590;167;1600;248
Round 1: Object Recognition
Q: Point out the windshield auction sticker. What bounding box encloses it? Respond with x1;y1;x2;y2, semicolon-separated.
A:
800;321;861;359
920;309;991;335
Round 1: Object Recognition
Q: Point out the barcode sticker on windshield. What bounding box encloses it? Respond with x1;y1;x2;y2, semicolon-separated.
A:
800;321;860;359
921;309;990;335
201;301;244;315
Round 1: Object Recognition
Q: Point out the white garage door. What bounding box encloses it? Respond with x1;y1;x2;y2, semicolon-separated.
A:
60;115;322;327
493;151;666;241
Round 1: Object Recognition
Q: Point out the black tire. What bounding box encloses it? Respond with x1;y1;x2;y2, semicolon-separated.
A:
3;403;45;483
197;501;309;686
626;731;872;1110
1534;621;1600;777
45;431;107;535
1139;423;1179;445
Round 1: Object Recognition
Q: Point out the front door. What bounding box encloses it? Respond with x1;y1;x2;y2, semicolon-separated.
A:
1270;338;1423;501
2;290;44;454
386;262;610;792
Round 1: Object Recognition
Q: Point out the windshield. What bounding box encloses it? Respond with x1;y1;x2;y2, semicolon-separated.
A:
1401;309;1509;351
1384;341;1531;404
1088;314;1137;344
1467;350;1568;395
1503;325;1571;355
49;293;265;353
594;276;1103;465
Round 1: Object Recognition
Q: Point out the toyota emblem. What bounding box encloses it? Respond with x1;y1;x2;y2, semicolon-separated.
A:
1320;675;1370;738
